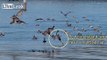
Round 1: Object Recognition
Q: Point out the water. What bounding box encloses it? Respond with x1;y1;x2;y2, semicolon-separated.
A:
0;0;107;60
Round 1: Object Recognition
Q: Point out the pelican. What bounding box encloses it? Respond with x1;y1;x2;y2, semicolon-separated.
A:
41;26;55;36
10;0;27;24
10;15;26;24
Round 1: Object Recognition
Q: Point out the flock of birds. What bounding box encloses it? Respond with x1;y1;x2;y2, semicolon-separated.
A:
32;11;104;46
0;11;105;48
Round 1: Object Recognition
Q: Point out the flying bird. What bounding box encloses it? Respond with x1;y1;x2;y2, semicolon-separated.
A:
60;11;71;17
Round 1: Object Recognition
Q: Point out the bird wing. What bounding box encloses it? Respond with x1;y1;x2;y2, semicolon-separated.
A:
66;11;71;15
16;9;24;17
60;11;65;15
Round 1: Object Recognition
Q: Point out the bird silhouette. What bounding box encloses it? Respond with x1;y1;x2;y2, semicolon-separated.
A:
60;11;71;17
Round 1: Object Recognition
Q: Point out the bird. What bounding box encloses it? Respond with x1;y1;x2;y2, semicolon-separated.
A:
36;30;42;33
51;18;56;21
0;32;5;37
30;50;36;52
89;25;94;28
85;19;90;21
82;16;88;19
47;18;56;21
32;35;37;40
73;27;79;31
82;16;90;21
66;23;72;27
60;11;71;17
46;26;55;35
81;28;87;32
72;16;77;19
16;20;26;24
71;16;80;23
76;20;80;23
43;37;46;43
77;32;82;36
47;18;51;21
35;24;40;26
10;15;26;24
10;15;18;24
52;50;55;53
42;26;55;36
93;28;100;32
35;18;44;21
48;26;55;31
99;32;104;36
97;25;102;28
51;31;64;45
42;31;49;36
